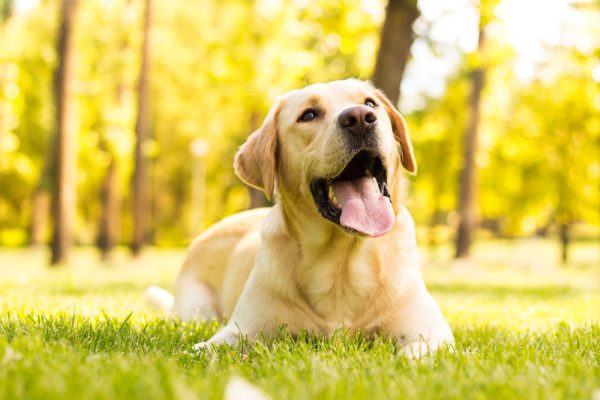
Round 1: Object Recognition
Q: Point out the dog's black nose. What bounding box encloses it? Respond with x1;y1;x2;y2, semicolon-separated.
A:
338;106;377;136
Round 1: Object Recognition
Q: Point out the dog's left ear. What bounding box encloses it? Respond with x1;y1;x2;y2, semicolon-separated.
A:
234;102;280;200
374;90;417;175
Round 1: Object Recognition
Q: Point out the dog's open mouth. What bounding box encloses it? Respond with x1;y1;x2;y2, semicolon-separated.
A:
310;150;394;237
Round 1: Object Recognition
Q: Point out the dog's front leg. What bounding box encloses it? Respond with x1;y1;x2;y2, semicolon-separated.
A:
388;288;454;358
191;275;282;352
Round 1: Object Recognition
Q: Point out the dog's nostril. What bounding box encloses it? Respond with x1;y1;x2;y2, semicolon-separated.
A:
365;111;377;124
339;110;359;128
344;116;357;128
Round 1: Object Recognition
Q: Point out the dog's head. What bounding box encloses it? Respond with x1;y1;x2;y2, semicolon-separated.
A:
234;79;416;238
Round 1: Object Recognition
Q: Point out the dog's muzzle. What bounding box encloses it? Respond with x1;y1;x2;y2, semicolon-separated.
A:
338;106;379;151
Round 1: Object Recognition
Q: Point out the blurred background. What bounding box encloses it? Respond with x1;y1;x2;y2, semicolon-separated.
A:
0;0;598;266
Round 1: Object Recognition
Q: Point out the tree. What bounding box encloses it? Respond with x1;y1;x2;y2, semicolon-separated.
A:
372;0;419;104
7;0;596;254
97;140;120;260
50;0;78;265
95;0;135;260
0;1;56;247
495;71;600;264
1;0;13;23
131;0;152;256
455;1;491;259
407;77;469;248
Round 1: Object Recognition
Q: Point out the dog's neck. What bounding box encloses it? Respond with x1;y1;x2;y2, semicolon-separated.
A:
276;189;358;251
273;191;405;324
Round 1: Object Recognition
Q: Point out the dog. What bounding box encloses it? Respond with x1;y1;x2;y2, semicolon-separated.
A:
146;79;454;357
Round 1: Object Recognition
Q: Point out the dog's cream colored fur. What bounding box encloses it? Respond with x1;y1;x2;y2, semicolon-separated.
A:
150;79;453;357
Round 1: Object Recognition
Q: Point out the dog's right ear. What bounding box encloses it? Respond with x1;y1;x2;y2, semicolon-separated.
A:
234;102;280;200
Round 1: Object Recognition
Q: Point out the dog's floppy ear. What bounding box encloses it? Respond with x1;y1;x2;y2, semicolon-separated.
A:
374;90;417;174
234;102;280;200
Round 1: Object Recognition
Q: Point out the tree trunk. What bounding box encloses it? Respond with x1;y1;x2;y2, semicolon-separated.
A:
1;0;13;23
559;223;570;265
131;0;152;256
455;27;486;259
30;188;49;246
30;84;61;247
97;151;119;261
50;0;78;266
372;0;419;104
96;0;132;259
29;128;57;247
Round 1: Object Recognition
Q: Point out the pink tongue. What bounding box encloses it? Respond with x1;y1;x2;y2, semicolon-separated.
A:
332;177;395;237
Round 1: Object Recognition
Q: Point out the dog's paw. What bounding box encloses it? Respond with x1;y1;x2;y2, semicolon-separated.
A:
187;324;244;356
401;341;431;359
192;341;210;352
401;338;455;359
180;341;216;357
182;341;219;361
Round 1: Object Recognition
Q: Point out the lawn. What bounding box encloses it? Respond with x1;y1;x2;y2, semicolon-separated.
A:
0;240;599;399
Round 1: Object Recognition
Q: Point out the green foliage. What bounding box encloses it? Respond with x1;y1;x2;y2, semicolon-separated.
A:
480;48;600;235
0;0;383;245
407;76;470;231
0;0;598;246
0;0;56;232
406;5;599;240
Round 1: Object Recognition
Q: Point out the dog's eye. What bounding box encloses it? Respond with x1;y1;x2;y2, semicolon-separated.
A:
298;108;318;122
365;98;377;108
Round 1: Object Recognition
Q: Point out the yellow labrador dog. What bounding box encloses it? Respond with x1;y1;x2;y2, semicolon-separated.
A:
147;79;453;357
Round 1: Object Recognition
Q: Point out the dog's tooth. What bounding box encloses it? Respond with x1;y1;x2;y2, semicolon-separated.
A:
372;177;380;194
328;185;341;208
331;195;341;208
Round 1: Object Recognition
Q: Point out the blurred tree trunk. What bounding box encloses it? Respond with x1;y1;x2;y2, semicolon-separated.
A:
97;145;119;261
50;0;78;266
30;137;55;246
556;178;574;265
1;0;13;23
96;1;133;260
131;0;152;256
372;0;419;104
30;188;49;246
559;223;570;265
455;18;486;259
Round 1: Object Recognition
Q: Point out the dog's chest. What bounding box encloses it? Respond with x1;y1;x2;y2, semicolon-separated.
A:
298;250;381;325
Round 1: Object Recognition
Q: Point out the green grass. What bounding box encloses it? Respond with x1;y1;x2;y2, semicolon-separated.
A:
0;240;599;399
